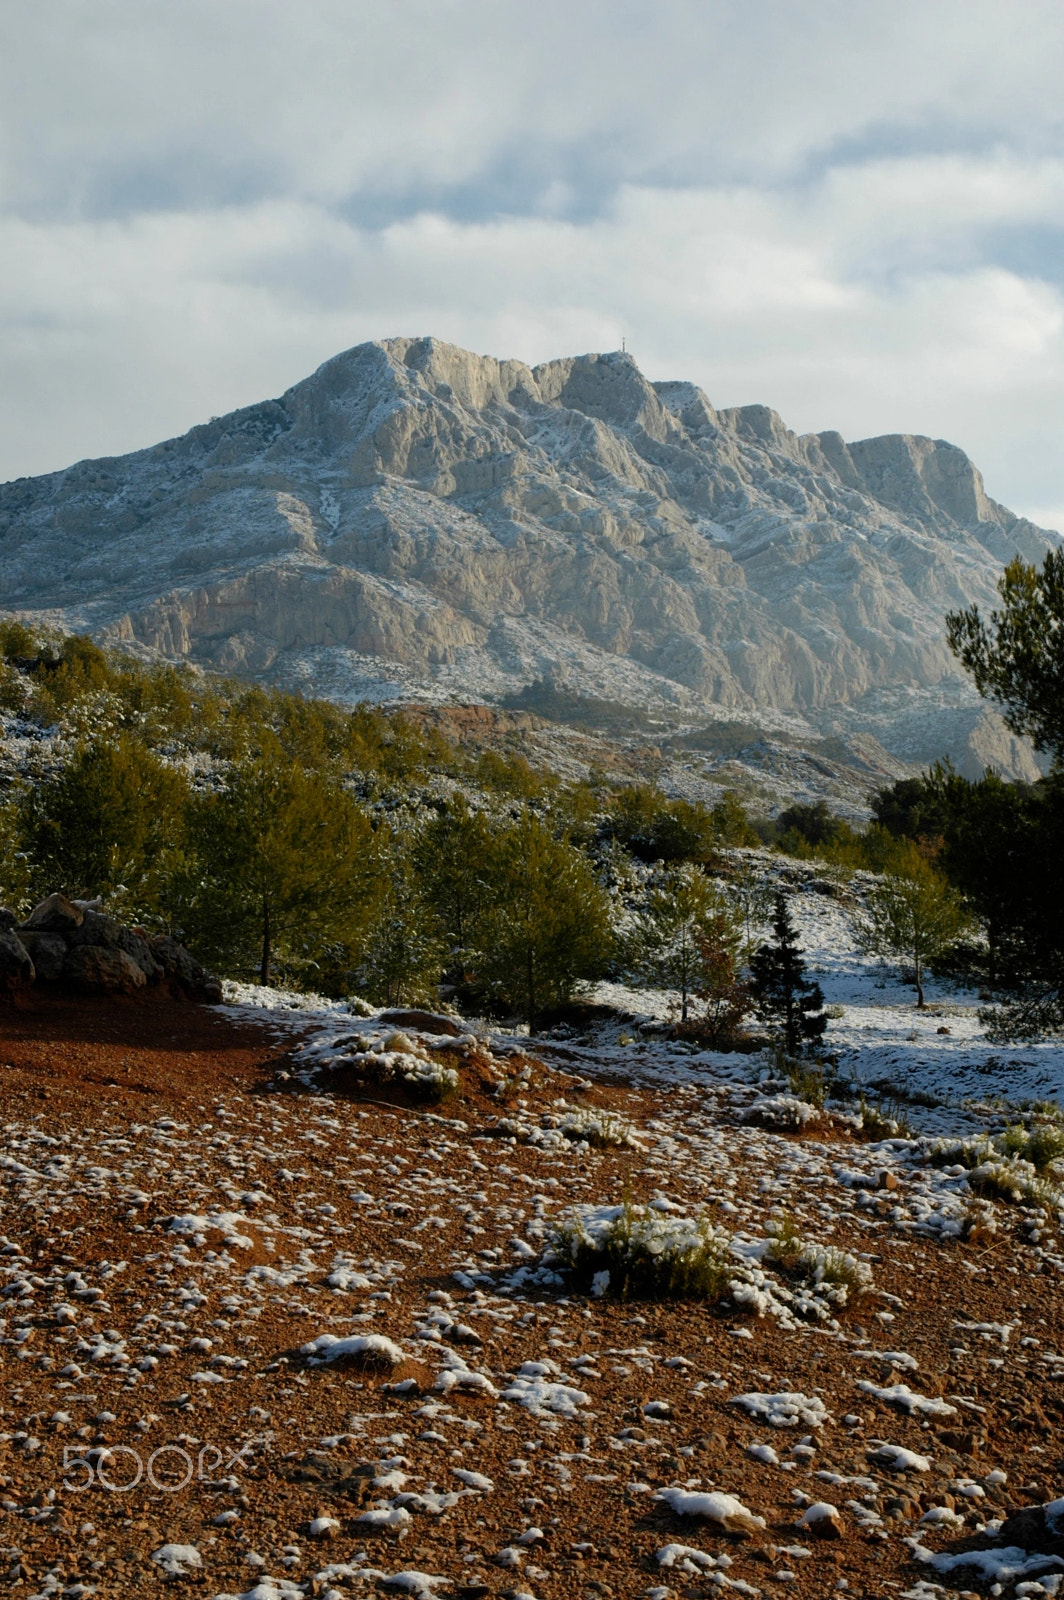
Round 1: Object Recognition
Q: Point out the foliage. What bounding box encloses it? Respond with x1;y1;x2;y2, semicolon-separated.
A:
710;791;760;847
995;1121;1064;1171
776;800;848;853
0;798;33;914
473;810;613;1030
725;856;776;948
469;747;555;801
412;800;496;960
182;744;381;986
748;893;828;1055
857;847;972;1007
553;1201;733;1301
633;864;740;1022
947;548;1064;760
871;775;953;845
856;1095;913;1141
604;784;723;864
679;916;752;1048
354;851;446;1008
17;737;191;921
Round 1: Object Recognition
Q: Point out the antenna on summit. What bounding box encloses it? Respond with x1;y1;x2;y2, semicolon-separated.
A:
621;336;626;353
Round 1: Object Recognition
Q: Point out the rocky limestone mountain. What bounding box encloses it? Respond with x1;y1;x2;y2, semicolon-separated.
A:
0;336;1055;779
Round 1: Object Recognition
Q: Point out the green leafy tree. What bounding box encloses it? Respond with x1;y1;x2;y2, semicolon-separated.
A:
18;737;190;917
947;549;1064;761
635;864;739;1022
356;850;446;1008
185;745;380;985
0;799;33;914
857;849;971;1008
749;893;827;1054
475;811;612;1031
607;784;719;864
685;915;751;1048
412;801;496;958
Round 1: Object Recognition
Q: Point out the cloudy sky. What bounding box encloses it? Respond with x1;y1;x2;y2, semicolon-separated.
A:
4;0;1064;527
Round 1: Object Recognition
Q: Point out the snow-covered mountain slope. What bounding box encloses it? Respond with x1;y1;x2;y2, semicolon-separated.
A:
0;337;1054;775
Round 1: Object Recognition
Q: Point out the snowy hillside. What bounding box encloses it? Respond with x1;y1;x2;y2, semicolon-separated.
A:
0;337;1056;779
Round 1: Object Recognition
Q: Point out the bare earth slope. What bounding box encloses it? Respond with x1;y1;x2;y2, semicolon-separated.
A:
0;337;1056;772
0;982;1061;1600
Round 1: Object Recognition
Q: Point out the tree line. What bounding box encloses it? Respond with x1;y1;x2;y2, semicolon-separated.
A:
2;534;1062;1044
0;625;763;1029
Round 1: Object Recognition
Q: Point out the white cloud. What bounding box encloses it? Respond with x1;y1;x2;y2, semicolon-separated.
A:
4;2;1064;518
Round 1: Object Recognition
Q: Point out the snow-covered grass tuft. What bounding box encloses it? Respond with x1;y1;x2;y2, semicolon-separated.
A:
743;1093;821;1130
550;1201;731;1302
556;1106;642;1148
925;1133;1063;1209
765;1216;873;1304
300;1333;407;1367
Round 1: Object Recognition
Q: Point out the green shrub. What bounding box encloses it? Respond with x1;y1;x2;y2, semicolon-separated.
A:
552;1202;732;1301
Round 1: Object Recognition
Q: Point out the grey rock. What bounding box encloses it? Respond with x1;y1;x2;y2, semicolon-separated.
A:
0;908;17;933
62;945;147;995
18;930;67;982
0;929;34;994
68;909;163;983
0;338;1057;774
147;934;222;1002
22;892;83;934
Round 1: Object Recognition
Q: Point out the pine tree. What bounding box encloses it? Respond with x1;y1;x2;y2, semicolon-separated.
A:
858;848;970;1008
18;736;190;918
356;851;445;1008
475;811;612;1031
184;742;380;985
635;863;739;1022
748;893;827;1055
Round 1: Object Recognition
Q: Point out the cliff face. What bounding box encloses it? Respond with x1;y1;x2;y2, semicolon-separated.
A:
0;337;1054;769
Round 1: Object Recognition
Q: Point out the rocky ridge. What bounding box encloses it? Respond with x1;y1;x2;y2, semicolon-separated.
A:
0;337;1056;778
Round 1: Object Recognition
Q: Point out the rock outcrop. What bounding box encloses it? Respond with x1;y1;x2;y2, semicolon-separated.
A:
0;337;1057;773
0;893;221;1003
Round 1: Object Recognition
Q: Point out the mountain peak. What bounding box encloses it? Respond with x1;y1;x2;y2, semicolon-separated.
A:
0;335;1055;776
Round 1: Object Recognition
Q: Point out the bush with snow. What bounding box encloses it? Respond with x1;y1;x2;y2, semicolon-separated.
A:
555;1105;642;1148
301;1332;407;1367
743;1093;822;1130
309;1028;460;1102
764;1217;874;1304
925;1135;1063;1210
550;1201;732;1302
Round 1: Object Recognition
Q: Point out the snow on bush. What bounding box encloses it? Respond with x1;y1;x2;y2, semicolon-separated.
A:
297;1026;460;1102
555;1105;643;1148
301;1333;407;1367
549;1201;732;1301
655;1487;766;1534
924;1133;1064;1210
743;1093;822;1130
486;1105;643;1151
